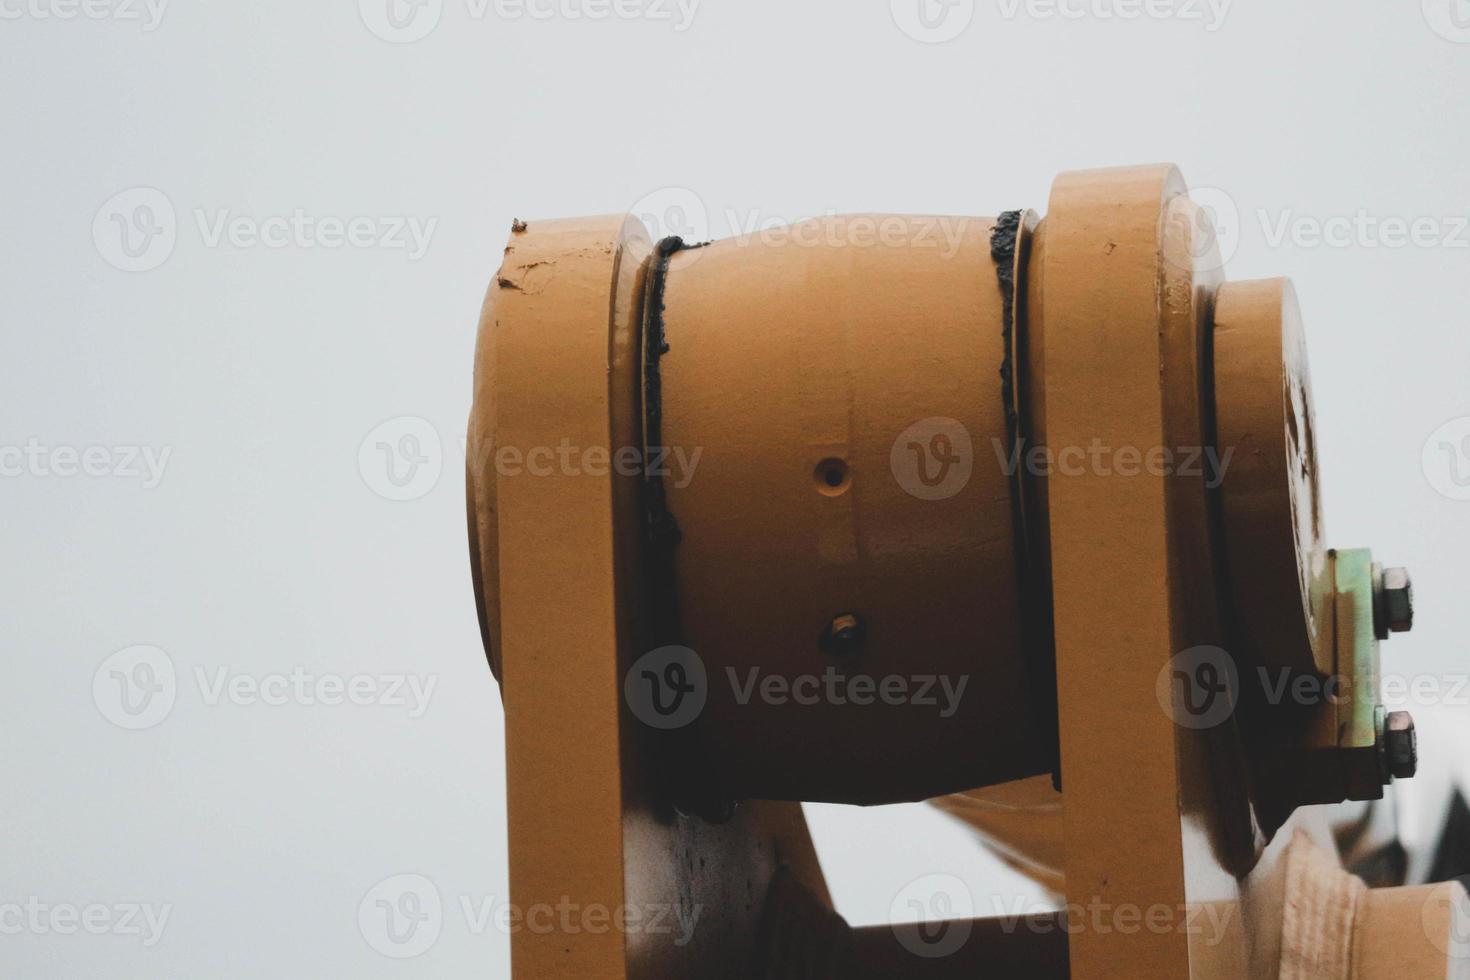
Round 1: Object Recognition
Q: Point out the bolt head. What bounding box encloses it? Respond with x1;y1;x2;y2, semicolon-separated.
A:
1370;564;1417;640
1382;567;1414;632
1384;710;1418;780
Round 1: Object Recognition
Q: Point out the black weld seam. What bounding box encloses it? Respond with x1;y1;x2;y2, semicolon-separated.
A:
990;211;1062;787
639;235;732;823
643;235;687;576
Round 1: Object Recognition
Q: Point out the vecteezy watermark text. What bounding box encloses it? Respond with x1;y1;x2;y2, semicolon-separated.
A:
1259;209;1470;250
623;647;971;730
481;441;703;488
630;189;980;265
194;666;436;718
1158;643;1470;731
0;0;168;29
358;0;700;43
360;416;706;504
93;187;438;272
358;874;702;959
93;646;438;730
193;209;436;260
889;873;1234;960
990;895;1235;941
993;437;1234;488
995;0;1231;30
725;213;975;260
727;667;969;719
461;431;704;489
0;898;172;947
0;439;171;488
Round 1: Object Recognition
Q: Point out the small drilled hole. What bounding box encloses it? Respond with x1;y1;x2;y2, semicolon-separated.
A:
821;613;865;656
814;458;850;496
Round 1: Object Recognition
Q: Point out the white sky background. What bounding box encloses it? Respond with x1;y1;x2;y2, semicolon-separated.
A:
2;1;1469;976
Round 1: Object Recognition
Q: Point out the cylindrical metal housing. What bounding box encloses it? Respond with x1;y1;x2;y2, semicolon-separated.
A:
468;172;1347;809
653;216;1047;802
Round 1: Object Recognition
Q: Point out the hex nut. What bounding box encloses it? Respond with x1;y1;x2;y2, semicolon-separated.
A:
1384;710;1418;780
1375;566;1414;638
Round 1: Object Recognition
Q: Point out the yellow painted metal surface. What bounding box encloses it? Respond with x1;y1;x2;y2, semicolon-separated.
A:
468;167;1445;979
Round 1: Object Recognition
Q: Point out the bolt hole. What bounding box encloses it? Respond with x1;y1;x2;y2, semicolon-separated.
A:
821;613;866;657
815;458;850;496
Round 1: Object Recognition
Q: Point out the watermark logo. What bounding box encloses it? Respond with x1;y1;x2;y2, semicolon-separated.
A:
889;874;975;958
1187;186;1240;271
1423;0;1470;43
624;646;707;730
891;0;975;43
360;416;443;502
1161;185;1239;274
1421;880;1470;957
1422;417;1470;501
359;0;443;42
93;187;176;273
359;874;443;958
93;645;177;731
631;186;710;265
891;417;973;501
1155;645;1238;730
